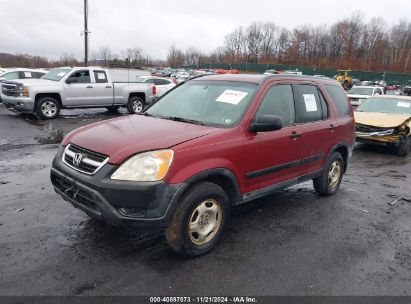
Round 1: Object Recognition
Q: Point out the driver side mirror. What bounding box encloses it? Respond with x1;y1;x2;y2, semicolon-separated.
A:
65;77;77;84
250;115;283;133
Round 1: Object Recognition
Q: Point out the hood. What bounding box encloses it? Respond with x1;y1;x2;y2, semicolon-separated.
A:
4;78;60;86
63;115;219;164
347;94;369;99
354;112;410;128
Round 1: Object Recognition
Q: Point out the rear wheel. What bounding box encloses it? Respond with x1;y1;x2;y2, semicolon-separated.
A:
127;97;145;114
165;182;229;257
313;152;344;196
35;96;60;119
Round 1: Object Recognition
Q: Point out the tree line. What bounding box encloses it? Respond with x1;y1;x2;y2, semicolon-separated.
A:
166;12;411;74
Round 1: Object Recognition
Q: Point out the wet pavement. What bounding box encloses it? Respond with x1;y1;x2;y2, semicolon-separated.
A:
0;105;410;296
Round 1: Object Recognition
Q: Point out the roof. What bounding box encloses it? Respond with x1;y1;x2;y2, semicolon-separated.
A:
193;73;339;85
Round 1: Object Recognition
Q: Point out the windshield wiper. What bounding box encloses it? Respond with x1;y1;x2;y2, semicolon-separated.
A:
161;116;206;125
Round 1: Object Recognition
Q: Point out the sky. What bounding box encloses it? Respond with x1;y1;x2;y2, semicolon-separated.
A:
0;0;410;61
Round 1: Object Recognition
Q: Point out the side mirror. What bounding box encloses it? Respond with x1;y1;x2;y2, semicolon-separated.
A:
65;77;77;84
250;115;283;133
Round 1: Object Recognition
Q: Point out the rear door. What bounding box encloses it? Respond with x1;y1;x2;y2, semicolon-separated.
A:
294;83;333;176
242;83;303;193
92;70;113;105
63;69;94;106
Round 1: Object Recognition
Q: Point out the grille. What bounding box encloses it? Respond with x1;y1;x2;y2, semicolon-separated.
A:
52;175;101;215
62;143;108;175
2;83;20;97
355;124;389;133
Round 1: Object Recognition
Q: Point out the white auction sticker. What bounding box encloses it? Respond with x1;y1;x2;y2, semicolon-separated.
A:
216;89;248;105
303;94;318;112
57;72;67;77
24;72;32;78
96;72;106;80
397;101;410;108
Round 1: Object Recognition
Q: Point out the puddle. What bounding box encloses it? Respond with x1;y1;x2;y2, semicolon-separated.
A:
35;123;64;144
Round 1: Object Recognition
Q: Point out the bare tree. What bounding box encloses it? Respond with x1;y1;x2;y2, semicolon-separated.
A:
167;45;185;67
98;46;112;66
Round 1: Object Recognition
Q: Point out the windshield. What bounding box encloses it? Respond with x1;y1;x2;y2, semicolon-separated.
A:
146;80;258;128
356;97;411;115
41;68;72;81
348;87;373;95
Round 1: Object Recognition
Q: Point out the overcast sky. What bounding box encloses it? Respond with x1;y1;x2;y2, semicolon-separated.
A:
0;0;410;61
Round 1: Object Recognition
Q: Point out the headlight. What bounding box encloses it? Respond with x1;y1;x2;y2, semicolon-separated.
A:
111;150;174;181
21;86;29;97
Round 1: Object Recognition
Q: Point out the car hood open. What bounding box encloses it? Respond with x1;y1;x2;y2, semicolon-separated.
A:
354;112;411;128
62;115;219;164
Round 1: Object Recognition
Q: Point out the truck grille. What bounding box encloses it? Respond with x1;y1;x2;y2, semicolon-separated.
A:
1;82;20;97
62;143;109;175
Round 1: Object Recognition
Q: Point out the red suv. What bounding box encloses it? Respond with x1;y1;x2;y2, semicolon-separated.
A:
51;74;355;257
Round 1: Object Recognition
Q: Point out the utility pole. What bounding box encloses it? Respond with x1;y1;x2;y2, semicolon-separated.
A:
84;0;89;66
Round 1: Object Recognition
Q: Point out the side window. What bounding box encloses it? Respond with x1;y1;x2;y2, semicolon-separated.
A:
296;84;326;123
33;72;45;78
69;70;91;83
318;90;329;119
154;79;170;85
145;79;156;84
255;84;295;127
19;71;33;79
324;84;351;116
94;71;108;83
3;72;19;80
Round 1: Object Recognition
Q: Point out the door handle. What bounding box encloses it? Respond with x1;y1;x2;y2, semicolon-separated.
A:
289;131;302;139
328;124;336;132
105;86;112;89
86;86;93;89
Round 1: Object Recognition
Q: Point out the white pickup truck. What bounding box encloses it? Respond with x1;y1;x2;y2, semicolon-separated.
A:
1;67;157;119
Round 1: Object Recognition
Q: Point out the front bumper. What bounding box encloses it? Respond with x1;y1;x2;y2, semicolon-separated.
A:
1;95;34;113
50;146;185;230
356;132;405;147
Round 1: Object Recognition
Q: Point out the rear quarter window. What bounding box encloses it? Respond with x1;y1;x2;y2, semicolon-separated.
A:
324;84;351;116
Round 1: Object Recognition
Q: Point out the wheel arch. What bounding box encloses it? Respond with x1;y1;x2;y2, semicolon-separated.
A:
328;143;350;173
128;92;146;102
35;93;63;108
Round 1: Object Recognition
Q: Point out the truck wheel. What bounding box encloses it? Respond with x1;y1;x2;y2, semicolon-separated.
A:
313;152;344;196
127;97;144;114
35;96;60;119
165;182;230;257
396;136;410;156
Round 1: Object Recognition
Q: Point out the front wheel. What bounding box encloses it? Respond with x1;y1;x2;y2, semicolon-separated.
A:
35;96;60;119
165;182;229;257
313;152;344;196
396;136;410;156
127;97;145;114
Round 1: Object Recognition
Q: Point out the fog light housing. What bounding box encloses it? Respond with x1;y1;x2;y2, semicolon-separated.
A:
118;208;145;218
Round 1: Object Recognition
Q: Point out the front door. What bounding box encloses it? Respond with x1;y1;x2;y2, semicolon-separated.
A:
242;83;302;194
63;69;94;106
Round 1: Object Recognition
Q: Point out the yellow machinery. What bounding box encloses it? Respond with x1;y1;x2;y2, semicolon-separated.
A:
334;70;353;90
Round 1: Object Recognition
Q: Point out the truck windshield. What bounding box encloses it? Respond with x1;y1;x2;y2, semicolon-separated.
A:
41;68;72;81
146;80;257;128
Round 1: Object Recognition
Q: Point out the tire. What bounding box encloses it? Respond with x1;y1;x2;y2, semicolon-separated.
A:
396;136;410;156
165;182;230;257
313;152;344;196
106;105;120;112
127;97;145;114
35;96;60;119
